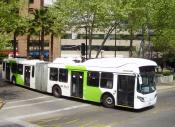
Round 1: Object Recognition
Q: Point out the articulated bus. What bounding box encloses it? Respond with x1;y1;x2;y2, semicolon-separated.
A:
2;58;45;89
2;57;157;109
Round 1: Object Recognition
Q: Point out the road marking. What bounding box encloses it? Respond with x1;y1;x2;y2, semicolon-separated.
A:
9;104;90;120
7;119;41;127
6;96;50;104
3;99;63;110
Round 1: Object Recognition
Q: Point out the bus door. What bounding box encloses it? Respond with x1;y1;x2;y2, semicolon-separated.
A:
117;75;135;107
71;71;83;98
6;63;10;80
24;66;31;87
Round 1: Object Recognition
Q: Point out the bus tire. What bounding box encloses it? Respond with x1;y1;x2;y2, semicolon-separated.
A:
12;77;16;85
52;85;62;98
102;94;115;108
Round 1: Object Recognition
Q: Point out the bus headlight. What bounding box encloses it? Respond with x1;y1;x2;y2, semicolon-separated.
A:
137;96;145;102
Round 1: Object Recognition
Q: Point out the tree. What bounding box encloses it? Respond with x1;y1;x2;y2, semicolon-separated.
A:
0;0;27;58
53;0;115;58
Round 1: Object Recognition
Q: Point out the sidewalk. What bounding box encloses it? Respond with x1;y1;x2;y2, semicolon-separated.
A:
157;81;175;91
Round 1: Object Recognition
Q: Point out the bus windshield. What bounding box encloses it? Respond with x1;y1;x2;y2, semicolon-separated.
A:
137;66;156;94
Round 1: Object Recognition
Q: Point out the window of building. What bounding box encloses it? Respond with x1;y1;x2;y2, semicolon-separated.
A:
32;66;35;78
2;62;5;71
100;72;113;89
17;64;23;75
29;0;34;4
59;69;68;82
11;63;17;73
28;8;34;14
50;68;58;81
87;71;99;87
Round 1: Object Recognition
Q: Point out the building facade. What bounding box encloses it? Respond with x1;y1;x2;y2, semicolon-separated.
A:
17;0;61;61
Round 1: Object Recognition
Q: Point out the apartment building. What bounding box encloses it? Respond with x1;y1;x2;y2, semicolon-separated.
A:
17;0;60;61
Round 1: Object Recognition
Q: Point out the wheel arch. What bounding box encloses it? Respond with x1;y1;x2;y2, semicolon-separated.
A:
52;84;62;97
100;92;115;104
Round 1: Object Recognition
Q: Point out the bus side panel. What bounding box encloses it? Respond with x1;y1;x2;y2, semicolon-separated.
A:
83;72;102;103
35;63;48;92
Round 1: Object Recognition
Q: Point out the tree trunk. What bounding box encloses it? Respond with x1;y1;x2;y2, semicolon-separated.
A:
50;33;54;61
88;28;93;59
27;34;30;59
40;27;44;60
96;24;116;58
138;26;145;58
13;32;17;58
129;27;133;57
39;31;41;57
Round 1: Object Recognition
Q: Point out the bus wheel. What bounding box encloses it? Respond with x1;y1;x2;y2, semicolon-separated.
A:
12;77;16;85
102;94;114;108
52;85;62;98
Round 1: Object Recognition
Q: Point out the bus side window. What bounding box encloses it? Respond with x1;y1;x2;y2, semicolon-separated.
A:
11;63;17;73
50;68;58;81
100;72;113;89
17;64;23;75
87;71;99;87
32;66;35;77
2;62;5;71
59;69;68;82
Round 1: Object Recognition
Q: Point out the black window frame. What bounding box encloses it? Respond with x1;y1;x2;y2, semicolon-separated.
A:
17;64;23;75
87;71;100;87
118;75;135;92
59;68;68;83
2;62;5;71
49;68;58;81
11;63;17;73
32;66;35;78
100;72;113;89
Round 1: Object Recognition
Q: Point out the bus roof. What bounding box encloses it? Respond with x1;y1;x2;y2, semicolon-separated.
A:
53;57;81;64
83;58;157;68
3;58;26;62
20;59;44;65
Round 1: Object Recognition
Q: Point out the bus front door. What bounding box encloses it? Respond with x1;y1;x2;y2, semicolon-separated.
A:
117;75;135;107
6;63;10;80
24;66;31;87
71;71;83;98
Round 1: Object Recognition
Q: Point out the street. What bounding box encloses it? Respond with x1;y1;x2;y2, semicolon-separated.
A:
0;79;175;127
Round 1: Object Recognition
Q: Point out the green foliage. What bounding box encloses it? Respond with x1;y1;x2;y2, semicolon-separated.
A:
0;34;12;50
156;69;173;76
162;70;173;76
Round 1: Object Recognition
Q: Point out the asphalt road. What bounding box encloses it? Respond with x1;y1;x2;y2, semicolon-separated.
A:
0;80;175;127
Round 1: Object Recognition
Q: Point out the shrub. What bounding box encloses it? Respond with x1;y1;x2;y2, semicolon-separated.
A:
162;70;173;76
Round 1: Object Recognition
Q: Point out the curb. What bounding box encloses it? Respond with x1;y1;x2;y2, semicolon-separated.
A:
0;99;5;109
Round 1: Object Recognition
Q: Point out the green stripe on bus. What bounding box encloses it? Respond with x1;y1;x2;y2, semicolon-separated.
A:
65;65;102;103
83;72;102;102
65;65;86;71
14;74;24;85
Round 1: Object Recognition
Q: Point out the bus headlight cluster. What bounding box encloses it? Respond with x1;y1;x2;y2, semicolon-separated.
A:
137;96;145;102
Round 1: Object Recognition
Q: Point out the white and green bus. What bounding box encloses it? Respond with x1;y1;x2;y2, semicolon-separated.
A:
47;58;157;109
2;58;45;89
2;57;157;109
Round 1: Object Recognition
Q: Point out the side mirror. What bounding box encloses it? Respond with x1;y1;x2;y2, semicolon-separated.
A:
138;76;142;85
